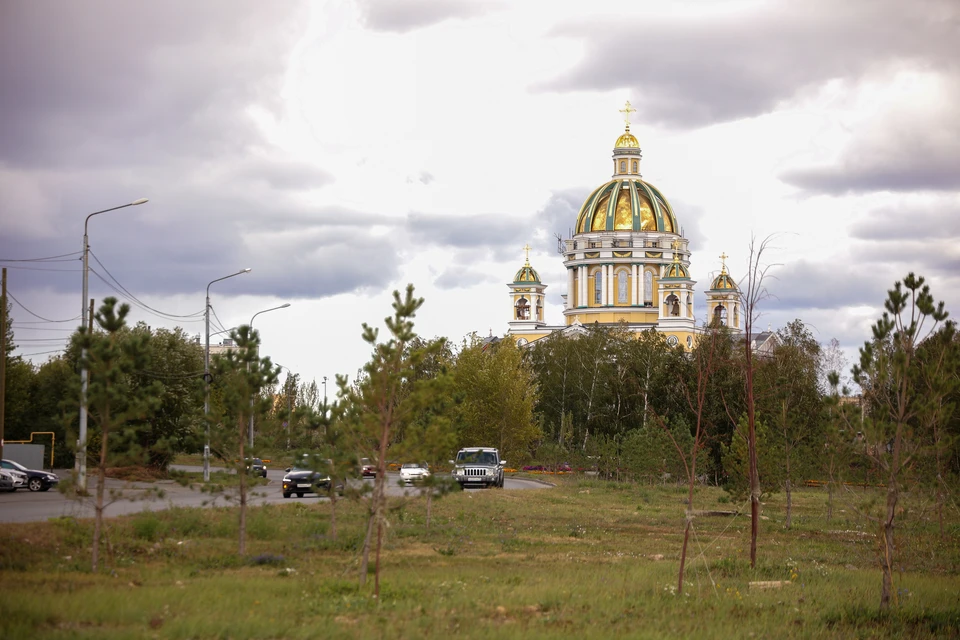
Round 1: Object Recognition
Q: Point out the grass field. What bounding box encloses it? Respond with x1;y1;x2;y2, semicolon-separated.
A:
2;476;958;639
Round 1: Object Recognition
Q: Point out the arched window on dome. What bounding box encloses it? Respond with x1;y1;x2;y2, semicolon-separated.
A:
515;297;530;320
619;160;626;173
632;160;638;173
643;270;653;305
535;297;543;321
617;269;628;304
594;270;603;305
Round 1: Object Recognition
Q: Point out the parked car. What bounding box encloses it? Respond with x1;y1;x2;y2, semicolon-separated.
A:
245;457;268;478
0;459;52;492
0;466;28;492
399;462;430;486
360;457;376;478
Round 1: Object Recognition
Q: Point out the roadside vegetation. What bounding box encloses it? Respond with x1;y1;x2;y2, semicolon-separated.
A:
2;272;959;628
2;478;958;639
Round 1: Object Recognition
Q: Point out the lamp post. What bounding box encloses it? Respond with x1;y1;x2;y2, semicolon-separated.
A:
248;303;291;448
77;198;148;492
204;268;251;482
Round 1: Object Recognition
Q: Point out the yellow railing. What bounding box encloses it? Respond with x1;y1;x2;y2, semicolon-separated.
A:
5;432;56;469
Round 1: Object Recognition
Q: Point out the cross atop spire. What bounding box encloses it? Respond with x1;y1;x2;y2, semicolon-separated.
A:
522;243;532;265
719;252;728;275
619;100;637;131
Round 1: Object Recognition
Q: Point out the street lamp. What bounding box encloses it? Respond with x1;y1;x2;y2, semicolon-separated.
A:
204;267;252;482
248;303;291;448
77;198;148;492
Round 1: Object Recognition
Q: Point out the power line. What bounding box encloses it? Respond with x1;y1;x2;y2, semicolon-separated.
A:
88;268;204;324
0;265;81;272
0;251;82;262
88;250;205;320
6;289;80;323
17;349;65;357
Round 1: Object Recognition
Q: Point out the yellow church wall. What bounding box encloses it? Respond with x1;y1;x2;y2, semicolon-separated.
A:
565;311;660;325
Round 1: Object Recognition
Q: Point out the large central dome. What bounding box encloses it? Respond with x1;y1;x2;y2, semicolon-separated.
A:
574;178;677;234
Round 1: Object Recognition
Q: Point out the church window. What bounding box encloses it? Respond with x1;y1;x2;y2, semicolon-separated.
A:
644;270;653;304
619;160;626;172
516;297;530;320
617;269;628;304
632;160;638;173
594;270;603;304
665;294;680;316
714;304;727;326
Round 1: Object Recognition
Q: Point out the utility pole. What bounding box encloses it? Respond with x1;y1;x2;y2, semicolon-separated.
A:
0;268;7;463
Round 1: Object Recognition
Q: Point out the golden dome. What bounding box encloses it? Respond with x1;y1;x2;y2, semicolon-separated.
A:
574;179;677;234
710;253;737;290
615;131;639;148
513;264;541;284
663;262;690;279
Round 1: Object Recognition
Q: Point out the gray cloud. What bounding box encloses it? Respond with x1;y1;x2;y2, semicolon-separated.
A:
760;260;891;311
780;86;960;194
849;202;960;242
407;211;523;250
356;0;498;33
0;2;400;304
540;0;957;128
406;170;435;185
434;265;500;290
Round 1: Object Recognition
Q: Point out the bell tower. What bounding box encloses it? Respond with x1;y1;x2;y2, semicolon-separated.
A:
508;244;547;330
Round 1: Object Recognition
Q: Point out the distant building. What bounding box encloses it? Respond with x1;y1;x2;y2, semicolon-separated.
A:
507;103;752;350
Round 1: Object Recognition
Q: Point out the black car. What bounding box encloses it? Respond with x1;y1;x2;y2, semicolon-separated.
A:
246;457;268;478
1;459;59;492
282;462;333;499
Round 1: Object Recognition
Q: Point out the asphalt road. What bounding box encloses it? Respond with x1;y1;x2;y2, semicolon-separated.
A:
0;466;550;523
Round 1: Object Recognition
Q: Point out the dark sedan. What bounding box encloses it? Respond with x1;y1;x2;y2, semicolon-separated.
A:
1;459;59;492
281;465;332;498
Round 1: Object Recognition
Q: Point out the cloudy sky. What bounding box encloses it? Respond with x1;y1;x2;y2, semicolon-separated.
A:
1;0;958;388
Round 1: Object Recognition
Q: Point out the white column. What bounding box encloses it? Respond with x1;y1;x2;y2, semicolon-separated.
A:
567;268;575;310
600;265;606;306
632;264;639;305
638;265;645;305
579;266;586;306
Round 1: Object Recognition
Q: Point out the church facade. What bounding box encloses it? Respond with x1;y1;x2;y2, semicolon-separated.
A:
508;103;740;348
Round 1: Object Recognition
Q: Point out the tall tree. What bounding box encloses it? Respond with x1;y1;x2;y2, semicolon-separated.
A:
336;285;446;596
852;273;950;610
740;234;779;568
755;319;824;528
452;333;540;462
73;298;158;572
208;325;279;555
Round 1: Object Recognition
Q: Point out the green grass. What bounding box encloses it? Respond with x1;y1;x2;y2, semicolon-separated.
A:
2;478;959;639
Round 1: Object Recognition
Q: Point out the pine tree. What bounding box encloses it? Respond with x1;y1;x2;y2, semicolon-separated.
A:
852;273;950;610
73;298;159;572
336;285;446;596
208;325;279;555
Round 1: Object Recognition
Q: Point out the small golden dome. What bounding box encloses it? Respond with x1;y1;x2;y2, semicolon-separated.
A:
615;131;639;148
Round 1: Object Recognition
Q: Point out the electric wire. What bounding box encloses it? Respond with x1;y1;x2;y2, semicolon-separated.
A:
17;349;66;357
88;250;205;320
88;268;204;324
0;264;81;272
6;290;80;323
0;250;82;262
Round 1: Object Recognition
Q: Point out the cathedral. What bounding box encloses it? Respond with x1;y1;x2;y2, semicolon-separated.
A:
507;102;741;348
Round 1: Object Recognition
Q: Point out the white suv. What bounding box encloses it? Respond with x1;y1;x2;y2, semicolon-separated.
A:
451;447;505;489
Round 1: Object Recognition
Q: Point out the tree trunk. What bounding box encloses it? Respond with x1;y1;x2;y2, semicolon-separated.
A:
426;490;433;529
827;480;834;521
329;493;338;541
374;514;384;599
238;416;247;556
880;481;898;609
677;518;691;594
785;477;792;529
92;402;110;572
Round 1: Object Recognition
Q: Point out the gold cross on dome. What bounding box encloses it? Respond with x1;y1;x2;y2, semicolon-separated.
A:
719;252;729;274
619;101;637;129
522;243;532;265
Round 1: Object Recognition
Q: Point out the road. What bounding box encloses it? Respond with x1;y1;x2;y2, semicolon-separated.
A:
0;467;550;523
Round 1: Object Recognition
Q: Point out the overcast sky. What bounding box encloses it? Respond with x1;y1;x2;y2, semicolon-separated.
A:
1;0;958;389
